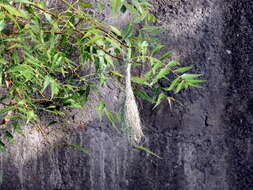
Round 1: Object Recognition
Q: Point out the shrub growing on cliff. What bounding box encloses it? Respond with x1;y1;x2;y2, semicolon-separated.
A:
0;0;204;151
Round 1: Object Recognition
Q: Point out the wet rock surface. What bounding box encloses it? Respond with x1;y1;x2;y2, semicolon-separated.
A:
1;0;253;189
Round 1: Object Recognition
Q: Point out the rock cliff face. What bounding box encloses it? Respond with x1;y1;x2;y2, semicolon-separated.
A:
0;0;252;190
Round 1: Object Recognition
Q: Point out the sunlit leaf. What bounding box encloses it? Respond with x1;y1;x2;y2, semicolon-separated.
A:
176;80;184;93
164;77;181;91
167;60;180;67
85;35;103;46
151;44;165;57
131;77;148;85
123;1;139;16
187;79;206;83
0;20;5;32
110;25;121;36
0;106;16;114
134;145;161;159
97;2;104;11
151;68;169;84
151;62;163;73
109;71;123;78
27;110;36;123
181;73;203;79
104;108;119;132
153;93;166;109
122;23;133;40
188;83;203;88
141;26;165;36
134;89;154;103
80;1;92;8
160;50;174;61
174;66;193;73
0;4;28;18
14;0;31;3
111;0;121;14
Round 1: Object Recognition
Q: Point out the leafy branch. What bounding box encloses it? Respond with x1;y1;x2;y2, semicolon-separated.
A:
0;0;204;152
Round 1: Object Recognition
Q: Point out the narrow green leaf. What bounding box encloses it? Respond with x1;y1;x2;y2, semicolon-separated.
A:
0;106;16;114
134;89;154;103
97;2;104;11
152;62;163;73
144;70;153;81
105;108;114;125
131;77;148;85
0;20;5;32
63;99;82;108
141;26;165;36
14;0;31;3
176;80;184;93
69;144;90;155
151;67;169;84
96;101;105;120
12;121;23;134
174;66;193;73
167;60;180;67
123;1;138;15
0;4;28;18
42;76;51;92
50;79;60;99
26;110;36;123
105;37;121;50
4;131;14;143
188;83;203;88
164;77;181;91
9;64;34;73
187;79;206;83
104;108;119;132
81;29;101;39
104;54;113;66
112;0;121;14
153;93;166;109
181;73;203;80
160;50;174;61
42;76;59;99
110;25;121;36
80;1;92;8
122;23;133;40
151;44;165;57
109;71;123;78
134;145;161;159
85;35;102;46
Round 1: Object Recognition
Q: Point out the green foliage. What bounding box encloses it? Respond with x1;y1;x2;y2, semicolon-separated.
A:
134;145;161;159
0;0;204;152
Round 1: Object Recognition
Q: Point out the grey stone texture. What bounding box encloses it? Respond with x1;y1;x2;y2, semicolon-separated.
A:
0;0;253;189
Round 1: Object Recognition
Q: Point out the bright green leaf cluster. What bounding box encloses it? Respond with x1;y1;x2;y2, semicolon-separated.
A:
0;0;204;152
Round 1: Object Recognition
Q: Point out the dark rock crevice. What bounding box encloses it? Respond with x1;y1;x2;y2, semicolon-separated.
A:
222;1;253;190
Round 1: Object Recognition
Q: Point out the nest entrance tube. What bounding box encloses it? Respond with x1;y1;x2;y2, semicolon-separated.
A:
124;62;144;144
